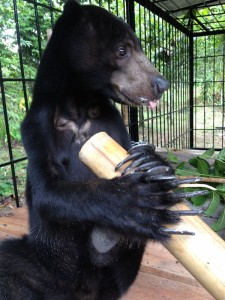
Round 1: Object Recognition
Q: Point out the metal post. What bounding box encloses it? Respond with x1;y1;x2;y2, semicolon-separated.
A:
126;0;139;142
189;35;194;148
189;9;194;149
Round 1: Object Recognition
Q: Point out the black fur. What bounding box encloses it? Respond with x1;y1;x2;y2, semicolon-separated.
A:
0;2;184;299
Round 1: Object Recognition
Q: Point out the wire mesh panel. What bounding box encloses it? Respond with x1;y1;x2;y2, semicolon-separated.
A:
193;34;225;149
134;1;190;148
0;0;64;206
0;0;190;206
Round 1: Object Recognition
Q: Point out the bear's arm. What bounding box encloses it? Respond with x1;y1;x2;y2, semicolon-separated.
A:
21;102;203;241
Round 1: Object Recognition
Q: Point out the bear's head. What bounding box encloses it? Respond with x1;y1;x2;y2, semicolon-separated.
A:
54;0;169;109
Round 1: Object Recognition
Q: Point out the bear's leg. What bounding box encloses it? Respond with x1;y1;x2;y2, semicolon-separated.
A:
0;237;53;300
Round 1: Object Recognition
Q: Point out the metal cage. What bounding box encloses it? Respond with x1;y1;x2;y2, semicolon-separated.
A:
1;0;225;205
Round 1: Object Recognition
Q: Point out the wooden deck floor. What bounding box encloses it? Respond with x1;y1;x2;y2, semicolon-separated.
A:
0;207;213;299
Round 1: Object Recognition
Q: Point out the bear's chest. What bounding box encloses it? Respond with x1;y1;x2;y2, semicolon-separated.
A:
54;104;102;145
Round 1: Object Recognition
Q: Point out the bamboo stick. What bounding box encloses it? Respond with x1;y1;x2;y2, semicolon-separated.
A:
178;175;225;184
79;132;225;300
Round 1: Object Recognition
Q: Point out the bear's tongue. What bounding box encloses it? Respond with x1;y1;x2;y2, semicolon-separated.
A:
148;100;158;110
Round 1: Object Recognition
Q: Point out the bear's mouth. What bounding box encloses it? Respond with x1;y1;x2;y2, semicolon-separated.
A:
121;91;160;110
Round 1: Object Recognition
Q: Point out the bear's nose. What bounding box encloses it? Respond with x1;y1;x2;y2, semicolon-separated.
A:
155;77;169;93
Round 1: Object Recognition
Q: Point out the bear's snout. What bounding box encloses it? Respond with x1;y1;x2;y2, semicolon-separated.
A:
155;76;169;93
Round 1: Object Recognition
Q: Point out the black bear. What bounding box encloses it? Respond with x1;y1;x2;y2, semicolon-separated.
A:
0;1;203;299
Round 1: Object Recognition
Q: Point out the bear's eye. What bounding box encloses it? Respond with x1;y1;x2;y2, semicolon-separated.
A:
116;46;127;58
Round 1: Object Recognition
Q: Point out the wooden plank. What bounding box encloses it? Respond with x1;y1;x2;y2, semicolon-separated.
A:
122;270;213;300
122;243;213;299
0;207;28;238
141;243;200;284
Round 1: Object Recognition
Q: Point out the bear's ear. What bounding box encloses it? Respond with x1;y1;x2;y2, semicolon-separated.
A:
63;0;83;18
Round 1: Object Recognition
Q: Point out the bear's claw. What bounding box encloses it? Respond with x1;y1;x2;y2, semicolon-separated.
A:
159;228;196;236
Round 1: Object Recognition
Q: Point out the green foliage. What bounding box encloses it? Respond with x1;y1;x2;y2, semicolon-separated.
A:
211;208;225;232
0;85;32;146
0;0;64;147
0;175;13;197
166;149;180;163
189;157;210;176
204;191;220;216
167;148;225;231
0;148;27;198
0;0;65;199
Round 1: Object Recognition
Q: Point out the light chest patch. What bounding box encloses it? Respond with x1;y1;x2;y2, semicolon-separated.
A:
54;105;101;145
